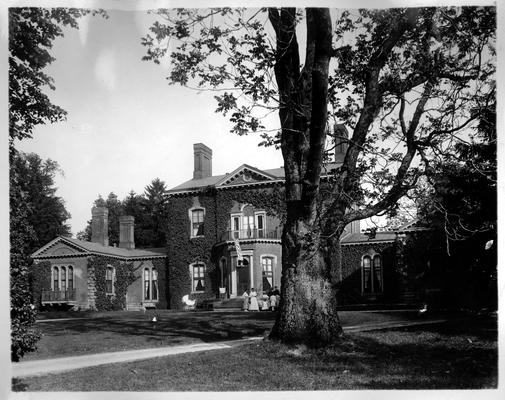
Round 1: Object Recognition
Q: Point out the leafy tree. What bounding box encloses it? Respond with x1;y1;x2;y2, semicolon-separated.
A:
10;156;40;362
143;6;495;345
9;7;105;361
9;8;106;151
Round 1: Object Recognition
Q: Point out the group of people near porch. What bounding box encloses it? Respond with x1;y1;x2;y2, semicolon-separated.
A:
242;286;280;311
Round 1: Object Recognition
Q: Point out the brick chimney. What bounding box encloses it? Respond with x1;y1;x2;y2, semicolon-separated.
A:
193;143;212;179
91;207;109;246
334;124;348;163
118;215;135;250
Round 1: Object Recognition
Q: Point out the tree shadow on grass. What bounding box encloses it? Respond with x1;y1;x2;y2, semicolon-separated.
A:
271;319;498;390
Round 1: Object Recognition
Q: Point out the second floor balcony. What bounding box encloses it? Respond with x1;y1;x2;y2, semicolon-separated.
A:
219;228;280;242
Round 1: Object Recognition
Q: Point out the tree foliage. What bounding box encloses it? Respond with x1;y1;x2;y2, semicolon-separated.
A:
144;6;495;344
418;103;496;244
9;8;106;149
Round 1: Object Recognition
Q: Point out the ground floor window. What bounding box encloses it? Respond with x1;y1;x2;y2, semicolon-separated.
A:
106;266;115;295
261;257;274;292
144;267;158;301
362;254;383;294
191;263;205;292
52;265;74;291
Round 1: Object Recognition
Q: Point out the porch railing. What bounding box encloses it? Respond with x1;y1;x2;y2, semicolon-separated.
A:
219;228;280;242
41;290;76;303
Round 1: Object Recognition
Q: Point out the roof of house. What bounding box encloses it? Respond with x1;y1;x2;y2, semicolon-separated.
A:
341;231;398;245
31;236;167;261
168;162;342;194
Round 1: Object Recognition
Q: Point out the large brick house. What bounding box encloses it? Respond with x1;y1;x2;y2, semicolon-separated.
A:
31;131;441;310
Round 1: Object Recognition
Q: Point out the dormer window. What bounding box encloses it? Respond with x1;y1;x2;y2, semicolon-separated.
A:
190;208;205;238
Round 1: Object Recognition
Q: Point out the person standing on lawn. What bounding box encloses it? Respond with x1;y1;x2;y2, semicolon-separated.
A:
242;289;250;311
249;288;259;311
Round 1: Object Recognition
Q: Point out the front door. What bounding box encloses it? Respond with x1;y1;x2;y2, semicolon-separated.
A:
236;255;250;295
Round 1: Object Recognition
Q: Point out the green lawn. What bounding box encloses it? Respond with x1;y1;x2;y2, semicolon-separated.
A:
13;317;497;391
26;310;422;360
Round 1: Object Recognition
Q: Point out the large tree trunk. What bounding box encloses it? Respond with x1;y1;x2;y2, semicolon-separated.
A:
270;214;343;345
268;8;342;345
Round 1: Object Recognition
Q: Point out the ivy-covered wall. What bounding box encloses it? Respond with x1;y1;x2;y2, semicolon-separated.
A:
339;242;398;304
87;256;136;311
166;185;285;309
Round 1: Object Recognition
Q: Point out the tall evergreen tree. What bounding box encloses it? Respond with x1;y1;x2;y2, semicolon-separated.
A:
143;178;168;247
13;152;71;252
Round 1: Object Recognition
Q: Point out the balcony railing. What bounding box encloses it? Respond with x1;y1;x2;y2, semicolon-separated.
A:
219;228;280;242
42;290;76;303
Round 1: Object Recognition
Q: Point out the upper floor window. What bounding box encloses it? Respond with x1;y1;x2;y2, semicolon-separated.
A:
230;205;267;239
190;208;205;237
106;266;115;295
191;263;205;292
362;254;383;294
144;267;158;301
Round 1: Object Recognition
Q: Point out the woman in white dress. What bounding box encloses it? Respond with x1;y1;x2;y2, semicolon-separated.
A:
249;288;259;311
242;289;250;311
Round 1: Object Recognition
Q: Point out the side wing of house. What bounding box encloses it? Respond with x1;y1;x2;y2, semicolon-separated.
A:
31;237;90;309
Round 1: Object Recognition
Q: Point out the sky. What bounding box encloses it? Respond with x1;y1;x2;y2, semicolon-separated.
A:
15;7;284;235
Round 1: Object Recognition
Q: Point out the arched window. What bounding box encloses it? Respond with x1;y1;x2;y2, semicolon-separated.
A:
144;267;159;301
152;268;158;300
51;265;75;293
68;266;74;290
362;254;383;294
261;257;274;292
106;266;114;295
362;256;372;293
60;267;67;291
144;268;150;300
373;255;383;293
53;267;59;291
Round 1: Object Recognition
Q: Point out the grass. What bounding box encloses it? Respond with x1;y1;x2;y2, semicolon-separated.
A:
12;317;497;391
26;309;422;360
